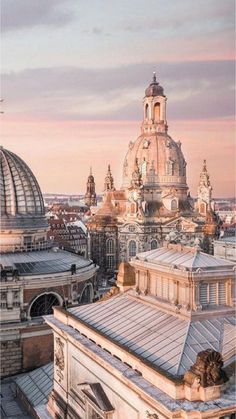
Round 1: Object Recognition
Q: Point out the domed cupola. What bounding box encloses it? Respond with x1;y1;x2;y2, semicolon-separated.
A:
0;146;48;252
145;73;165;98
122;77;189;211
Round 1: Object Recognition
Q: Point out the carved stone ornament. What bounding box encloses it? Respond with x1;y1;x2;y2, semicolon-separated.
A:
55;337;65;371
184;349;228;388
146;411;159;419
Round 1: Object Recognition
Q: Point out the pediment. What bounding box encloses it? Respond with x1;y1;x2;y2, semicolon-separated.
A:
164;217;198;231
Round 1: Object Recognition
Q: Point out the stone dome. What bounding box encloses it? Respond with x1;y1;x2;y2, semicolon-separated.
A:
122;133;187;190
0;146;48;233
145;73;165;97
122;77;189;208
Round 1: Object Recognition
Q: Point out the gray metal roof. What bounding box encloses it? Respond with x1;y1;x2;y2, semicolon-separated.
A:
47;316;236;414
15;363;53;407
134;246;235;271
0;249;94;275
69;294;236;377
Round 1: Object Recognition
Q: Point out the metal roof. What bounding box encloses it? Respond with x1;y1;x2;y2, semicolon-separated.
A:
69;293;236;377
134;246;235;271
15;363;53;407
0;249;94;275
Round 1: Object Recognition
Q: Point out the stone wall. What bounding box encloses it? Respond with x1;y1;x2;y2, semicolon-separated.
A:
0;323;53;378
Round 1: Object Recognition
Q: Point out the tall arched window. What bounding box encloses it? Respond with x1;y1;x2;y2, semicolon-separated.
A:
106;238;115;270
145;103;149;119
151;240;158;249
128;240;137;258
154;102;160;121
30;293;60;318
106;238;114;254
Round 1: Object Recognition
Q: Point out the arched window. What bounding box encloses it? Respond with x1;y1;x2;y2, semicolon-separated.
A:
171;200;178;211
106;238;114;254
106;238;115;270
151;240;158;249
166;160;174;176
30;293;60;318
145;103;149;119
154;102;160;121
80;283;93;304
128;240;137;258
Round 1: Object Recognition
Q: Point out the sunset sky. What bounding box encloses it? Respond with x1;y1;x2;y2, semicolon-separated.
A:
1;0;235;197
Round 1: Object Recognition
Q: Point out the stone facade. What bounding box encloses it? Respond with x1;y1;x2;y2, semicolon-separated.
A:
87;77;219;276
0;147;98;378
45;245;236;418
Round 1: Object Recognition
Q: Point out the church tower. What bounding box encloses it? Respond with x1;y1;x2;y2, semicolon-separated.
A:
85;168;97;207
104;164;115;192
197;160;214;216
142;72;167;135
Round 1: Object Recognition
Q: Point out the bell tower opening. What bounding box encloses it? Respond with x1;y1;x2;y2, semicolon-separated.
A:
154;102;160;122
145;103;149;119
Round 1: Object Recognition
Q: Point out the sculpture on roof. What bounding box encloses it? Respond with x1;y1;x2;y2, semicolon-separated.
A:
184;349;228;388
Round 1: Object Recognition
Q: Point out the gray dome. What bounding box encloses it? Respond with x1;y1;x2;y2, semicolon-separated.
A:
0;146;48;230
145;73;165;97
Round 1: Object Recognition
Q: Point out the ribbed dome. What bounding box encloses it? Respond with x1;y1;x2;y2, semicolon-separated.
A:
0;146;48;230
145;73;165;97
122;133;187;191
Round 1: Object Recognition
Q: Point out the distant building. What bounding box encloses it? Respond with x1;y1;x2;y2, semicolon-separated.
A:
196;159;215;215
87;76;219;276
84;168;97;207
48;218;87;257
214;236;236;262
46;243;236;419
0;147;98;378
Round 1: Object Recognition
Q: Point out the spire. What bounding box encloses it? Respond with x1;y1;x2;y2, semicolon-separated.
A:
104;164;115;191
197;159;213;216
85;168;97;207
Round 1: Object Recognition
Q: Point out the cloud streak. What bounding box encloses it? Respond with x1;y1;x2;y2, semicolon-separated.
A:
2;60;235;121
1;0;74;32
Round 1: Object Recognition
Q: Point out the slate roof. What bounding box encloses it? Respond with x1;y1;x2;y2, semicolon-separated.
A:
135;246;235;271
15;363;53;407
69;293;236;377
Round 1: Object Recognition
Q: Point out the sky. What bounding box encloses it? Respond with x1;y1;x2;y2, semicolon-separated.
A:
1;0;235;197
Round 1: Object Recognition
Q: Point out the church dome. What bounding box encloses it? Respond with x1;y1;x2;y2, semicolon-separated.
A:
0;146;48;232
122;77;189;209
145;73;165;97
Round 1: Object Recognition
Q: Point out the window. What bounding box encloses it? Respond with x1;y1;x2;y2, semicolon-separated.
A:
171;200;178;210
106;239;115;270
199;282;227;307
166;160;174;176
218;282;226;305
30;293;60;317
154;102;160;121
106;238;114;254
107;255;114;270
151;240;158;249
145;103;149;119
128;240;137;258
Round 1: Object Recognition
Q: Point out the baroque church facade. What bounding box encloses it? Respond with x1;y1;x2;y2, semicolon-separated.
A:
87;75;219;275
